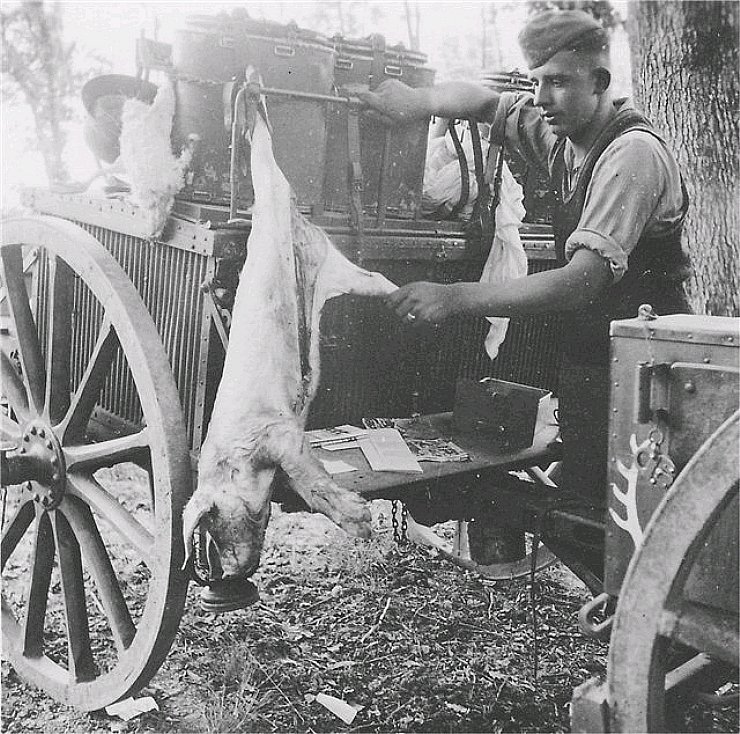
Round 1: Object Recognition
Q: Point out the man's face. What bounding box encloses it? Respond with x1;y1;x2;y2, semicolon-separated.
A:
530;50;600;140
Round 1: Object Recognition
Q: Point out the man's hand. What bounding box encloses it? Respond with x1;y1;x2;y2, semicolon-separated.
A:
356;79;431;124
386;282;462;325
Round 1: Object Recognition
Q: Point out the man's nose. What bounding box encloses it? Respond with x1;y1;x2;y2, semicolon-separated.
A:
533;84;549;107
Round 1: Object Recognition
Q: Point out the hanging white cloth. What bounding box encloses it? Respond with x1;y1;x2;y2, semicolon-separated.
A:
479;161;528;360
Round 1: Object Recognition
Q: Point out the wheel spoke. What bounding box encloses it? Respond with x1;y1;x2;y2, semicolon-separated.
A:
44;255;74;424
51;510;97;683
1;498;35;569
0;410;22;442
0;245;45;414
64;429;150;472
60;496;136;652
23;510;54;658
1;349;30;422
66;472;154;566
58;318;118;443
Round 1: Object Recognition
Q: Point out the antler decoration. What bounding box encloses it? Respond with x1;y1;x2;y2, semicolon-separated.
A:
609;433;644;549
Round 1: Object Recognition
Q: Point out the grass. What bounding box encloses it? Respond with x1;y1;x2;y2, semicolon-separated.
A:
2;500;738;733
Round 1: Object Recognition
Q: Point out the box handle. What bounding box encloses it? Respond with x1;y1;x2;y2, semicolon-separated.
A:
274;44;296;57
335;57;354;70
384;64;402;77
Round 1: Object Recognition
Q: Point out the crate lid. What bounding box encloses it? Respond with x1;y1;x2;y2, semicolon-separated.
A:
182;12;333;49
332;33;428;65
610;313;740;347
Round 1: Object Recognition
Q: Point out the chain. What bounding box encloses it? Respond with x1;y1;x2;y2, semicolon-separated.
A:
391;500;409;545
635;425;676;489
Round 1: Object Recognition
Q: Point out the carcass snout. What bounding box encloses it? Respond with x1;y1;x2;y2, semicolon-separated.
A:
182;460;276;580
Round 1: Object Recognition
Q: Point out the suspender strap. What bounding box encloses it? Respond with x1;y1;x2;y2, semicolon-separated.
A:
346;106;365;258
447;120;470;219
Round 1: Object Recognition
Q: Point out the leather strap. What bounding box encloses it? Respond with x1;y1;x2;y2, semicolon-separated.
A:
346;106;365;258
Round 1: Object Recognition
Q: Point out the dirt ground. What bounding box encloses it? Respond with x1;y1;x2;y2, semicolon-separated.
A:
2;486;737;733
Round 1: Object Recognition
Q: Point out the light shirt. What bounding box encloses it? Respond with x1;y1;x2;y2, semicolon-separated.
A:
494;93;685;282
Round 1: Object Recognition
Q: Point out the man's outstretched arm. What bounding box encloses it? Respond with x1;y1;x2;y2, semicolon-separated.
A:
358;79;501;124
387;248;614;324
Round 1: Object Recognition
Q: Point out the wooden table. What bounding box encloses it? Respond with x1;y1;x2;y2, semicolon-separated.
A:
318;403;561;501
313;403;562;577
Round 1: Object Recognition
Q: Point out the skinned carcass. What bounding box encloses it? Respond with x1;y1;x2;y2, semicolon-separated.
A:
182;106;397;580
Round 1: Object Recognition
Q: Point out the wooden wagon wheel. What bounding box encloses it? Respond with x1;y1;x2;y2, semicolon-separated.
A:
1;216;191;710
607;409;739;732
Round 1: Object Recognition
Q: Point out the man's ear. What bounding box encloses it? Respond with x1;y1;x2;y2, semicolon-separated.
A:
593;67;611;94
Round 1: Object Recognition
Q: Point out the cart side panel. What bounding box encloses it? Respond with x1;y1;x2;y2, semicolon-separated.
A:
70;223;210;450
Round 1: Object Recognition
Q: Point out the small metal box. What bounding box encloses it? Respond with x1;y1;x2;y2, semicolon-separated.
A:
453;377;551;450
605;314;739;612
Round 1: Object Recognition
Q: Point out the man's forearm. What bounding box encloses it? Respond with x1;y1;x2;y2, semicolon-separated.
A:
420;82;500;120
449;253;613;318
360;79;501;124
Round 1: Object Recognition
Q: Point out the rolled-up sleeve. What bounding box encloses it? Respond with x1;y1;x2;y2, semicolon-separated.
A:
564;131;678;283
491;93;556;174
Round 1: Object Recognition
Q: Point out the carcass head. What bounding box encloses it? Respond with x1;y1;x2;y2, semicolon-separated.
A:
182;453;276;581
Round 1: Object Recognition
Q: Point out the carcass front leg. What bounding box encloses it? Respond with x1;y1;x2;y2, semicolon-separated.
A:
263;423;371;538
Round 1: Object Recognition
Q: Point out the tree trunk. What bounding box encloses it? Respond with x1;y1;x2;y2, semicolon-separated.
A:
628;0;738;316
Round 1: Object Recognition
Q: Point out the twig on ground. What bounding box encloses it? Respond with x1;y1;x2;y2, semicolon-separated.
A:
359;596;392;644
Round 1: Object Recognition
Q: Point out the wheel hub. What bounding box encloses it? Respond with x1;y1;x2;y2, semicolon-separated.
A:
12;420;66;509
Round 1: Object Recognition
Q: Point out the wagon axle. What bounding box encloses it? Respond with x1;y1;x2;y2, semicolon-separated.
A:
1;420;66;510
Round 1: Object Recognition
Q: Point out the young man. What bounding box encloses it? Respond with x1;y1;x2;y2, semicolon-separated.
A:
360;10;691;503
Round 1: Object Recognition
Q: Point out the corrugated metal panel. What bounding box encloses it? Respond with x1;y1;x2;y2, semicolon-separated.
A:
306;257;561;427
36;212;560;443
64;224;210;448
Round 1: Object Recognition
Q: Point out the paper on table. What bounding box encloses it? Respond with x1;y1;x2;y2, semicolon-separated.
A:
320;458;358;475
322;440;359;452
358;428;423;473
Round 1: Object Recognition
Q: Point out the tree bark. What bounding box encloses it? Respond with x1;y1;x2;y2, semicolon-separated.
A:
628;0;739;316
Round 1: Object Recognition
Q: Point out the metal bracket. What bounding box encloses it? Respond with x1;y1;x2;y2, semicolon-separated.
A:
578;591;615;640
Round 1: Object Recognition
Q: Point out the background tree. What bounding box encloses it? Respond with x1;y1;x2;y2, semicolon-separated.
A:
1;1;77;184
628;0;739;316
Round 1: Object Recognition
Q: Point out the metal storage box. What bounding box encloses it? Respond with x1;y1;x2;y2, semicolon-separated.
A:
173;11;334;210
605;314;739;612
453;377;551;449
325;34;435;219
